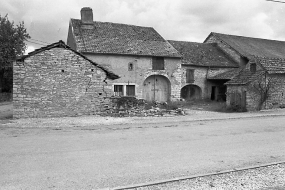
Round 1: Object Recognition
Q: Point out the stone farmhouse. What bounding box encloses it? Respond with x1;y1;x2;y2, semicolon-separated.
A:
168;40;239;101
13;41;119;118
66;7;285;111
67;7;182;103
203;33;285;110
13;7;285;119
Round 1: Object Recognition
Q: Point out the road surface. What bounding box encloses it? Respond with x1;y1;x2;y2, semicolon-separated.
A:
0;115;285;189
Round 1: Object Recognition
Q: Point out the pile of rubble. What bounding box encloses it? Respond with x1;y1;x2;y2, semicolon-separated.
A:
101;97;186;117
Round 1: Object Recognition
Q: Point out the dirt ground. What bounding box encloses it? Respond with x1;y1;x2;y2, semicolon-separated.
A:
0;102;12;120
0;100;225;120
1;101;285;189
1;115;285;189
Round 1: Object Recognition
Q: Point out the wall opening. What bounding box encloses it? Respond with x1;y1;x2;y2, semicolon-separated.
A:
143;75;170;102
180;84;201;100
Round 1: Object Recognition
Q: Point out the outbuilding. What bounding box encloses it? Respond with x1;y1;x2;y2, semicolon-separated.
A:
13;41;119;118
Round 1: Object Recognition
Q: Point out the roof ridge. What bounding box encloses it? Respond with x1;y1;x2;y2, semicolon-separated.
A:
212;32;285;43
70;18;154;29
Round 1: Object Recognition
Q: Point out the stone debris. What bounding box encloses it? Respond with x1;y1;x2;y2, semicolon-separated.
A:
101;97;186;117
131;163;285;190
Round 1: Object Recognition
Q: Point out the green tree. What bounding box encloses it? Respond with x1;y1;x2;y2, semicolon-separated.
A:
0;14;30;68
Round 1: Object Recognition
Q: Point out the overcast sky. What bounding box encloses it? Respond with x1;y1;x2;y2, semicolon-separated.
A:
1;0;285;53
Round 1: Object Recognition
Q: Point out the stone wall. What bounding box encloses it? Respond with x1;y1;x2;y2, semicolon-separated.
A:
181;66;208;99
227;73;285;111
85;54;182;101
227;85;259;111
13;48;113;118
264;74;285;109
181;66;230;99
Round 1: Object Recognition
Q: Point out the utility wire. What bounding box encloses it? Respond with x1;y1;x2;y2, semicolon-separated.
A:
25;40;47;46
29;38;50;44
266;0;285;3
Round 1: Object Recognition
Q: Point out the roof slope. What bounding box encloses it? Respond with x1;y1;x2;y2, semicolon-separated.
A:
226;57;285;85
17;41;119;80
225;70;265;85
70;19;181;58
207;68;242;80
255;57;285;74
168;40;238;67
206;32;285;59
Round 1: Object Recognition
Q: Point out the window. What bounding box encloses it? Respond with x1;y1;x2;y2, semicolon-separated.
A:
186;69;194;83
128;63;134;71
250;63;256;73
152;57;164;70
126;85;135;96
114;85;123;96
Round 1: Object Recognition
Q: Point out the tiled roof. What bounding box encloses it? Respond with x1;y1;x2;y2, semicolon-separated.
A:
206;32;285;59
254;57;285;74
207;68;242;80
70;19;181;58
225;57;285;85
17;41;120;80
225;70;265;85
168;40;238;67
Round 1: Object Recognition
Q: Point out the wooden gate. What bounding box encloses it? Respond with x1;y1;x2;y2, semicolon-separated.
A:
143;75;170;102
230;91;246;109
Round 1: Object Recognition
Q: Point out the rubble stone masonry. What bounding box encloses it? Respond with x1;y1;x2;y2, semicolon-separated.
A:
13;48;113;118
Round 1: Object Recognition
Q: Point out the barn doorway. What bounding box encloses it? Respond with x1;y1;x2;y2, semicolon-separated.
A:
143;75;171;102
180;85;201;100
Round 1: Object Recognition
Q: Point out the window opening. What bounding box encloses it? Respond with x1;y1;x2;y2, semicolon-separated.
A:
186;69;194;83
114;85;123;96
128;63;134;71
250;63;256;73
126;85;135;96
152;57;164;70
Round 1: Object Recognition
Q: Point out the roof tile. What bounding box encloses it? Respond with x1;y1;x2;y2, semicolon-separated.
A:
70;19;181;57
168;40;238;67
209;32;285;59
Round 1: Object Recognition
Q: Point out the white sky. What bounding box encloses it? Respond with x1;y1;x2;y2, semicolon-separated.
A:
1;0;285;54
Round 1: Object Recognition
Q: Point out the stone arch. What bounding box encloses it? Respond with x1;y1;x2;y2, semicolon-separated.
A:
180;84;202;100
143;75;171;102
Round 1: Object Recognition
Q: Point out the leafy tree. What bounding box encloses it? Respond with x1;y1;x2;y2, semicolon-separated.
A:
0;14;30;68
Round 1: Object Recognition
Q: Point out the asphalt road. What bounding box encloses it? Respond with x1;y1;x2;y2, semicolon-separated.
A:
1;116;285;189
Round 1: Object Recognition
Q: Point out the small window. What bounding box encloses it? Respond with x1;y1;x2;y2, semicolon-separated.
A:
126;85;135;96
114;85;123;96
128;63;134;71
186;69;194;83
91;69;94;72
61;69;64;73
250;63;256;73
152;57;164;70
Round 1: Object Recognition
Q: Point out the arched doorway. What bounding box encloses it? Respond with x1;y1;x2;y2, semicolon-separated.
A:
180;85;201;100
143;75;171;102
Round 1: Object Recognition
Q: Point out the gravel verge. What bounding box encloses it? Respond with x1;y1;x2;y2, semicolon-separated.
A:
122;163;285;190
2;108;285;129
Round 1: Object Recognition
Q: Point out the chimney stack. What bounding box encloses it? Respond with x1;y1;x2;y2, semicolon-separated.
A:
81;7;93;24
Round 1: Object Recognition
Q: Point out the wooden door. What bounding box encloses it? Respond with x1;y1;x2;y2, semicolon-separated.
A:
143;75;170;102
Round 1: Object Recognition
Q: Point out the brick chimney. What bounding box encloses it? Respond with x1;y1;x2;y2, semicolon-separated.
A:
81;7;93;24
